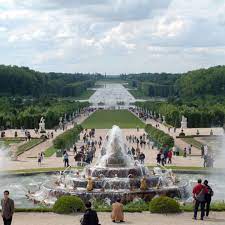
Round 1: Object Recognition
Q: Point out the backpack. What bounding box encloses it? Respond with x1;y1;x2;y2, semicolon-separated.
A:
196;187;205;202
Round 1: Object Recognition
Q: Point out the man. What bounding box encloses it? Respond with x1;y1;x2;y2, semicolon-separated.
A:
192;179;207;220
81;202;100;225
111;198;124;223
139;152;145;164
204;180;213;217
1;190;14;225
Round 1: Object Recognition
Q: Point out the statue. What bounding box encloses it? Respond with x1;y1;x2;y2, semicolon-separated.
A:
181;115;187;128
39;117;46;133
86;177;94;192
59;117;63;129
162;116;166;124
140;177;148;191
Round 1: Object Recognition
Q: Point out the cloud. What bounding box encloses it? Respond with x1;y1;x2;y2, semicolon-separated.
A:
0;0;225;73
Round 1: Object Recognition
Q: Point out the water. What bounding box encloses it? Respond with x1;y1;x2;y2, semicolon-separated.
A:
89;83;135;108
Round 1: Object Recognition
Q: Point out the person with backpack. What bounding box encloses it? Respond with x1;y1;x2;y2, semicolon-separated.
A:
80;201;100;225
192;179;207;220
204;180;213;217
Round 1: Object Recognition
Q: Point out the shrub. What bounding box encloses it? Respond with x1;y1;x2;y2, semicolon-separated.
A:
145;124;174;147
53;125;83;149
53;196;85;214
149;196;181;214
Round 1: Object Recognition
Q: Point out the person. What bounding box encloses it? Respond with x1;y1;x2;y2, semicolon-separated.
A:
201;145;205;158
1;190;14;225
192;179;207;220
80;201;100;225
183;147;187;157
111;198;124;223
204;180;213;217
63;151;69;167
167;150;172;164
139;152;145;164
37;153;42;166
188;145;192;155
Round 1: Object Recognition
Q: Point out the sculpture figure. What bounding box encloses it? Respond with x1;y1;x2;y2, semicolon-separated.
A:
86;177;94;192
140;177;148;191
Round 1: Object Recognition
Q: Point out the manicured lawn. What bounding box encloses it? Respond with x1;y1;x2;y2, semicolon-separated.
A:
181;137;203;150
82;110;145;129
73;90;95;100
16;139;43;156
44;146;57;157
0;138;22;146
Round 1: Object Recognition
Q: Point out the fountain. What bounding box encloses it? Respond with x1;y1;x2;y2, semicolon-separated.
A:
28;125;188;205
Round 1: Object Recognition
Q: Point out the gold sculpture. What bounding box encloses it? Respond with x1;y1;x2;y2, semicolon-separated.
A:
140;177;148;191
86;177;94;191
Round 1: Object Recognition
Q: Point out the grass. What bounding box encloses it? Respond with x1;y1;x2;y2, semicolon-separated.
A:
181;201;225;212
181;137;203;150
44;146;57;157
73;90;95;100
0;166;83;174
129;90;166;101
0;138;22;146
81;110;145;129
147;165;206;171
16;139;44;156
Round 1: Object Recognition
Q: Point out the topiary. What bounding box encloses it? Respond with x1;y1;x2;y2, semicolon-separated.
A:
53;195;85;214
149;196;181;214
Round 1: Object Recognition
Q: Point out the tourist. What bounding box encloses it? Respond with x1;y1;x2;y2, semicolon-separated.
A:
80;201;100;225
139;152;145;164
203;180;213;217
156;152;161;164
167;150;172;164
1;190;14;225
63;151;69;167
183;147;187;157
192;179;207;220
111;198;124;223
201;145;205;158
188;145;192;155
37;153;42;166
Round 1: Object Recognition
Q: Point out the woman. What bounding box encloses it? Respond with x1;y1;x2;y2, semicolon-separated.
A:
111;199;124;223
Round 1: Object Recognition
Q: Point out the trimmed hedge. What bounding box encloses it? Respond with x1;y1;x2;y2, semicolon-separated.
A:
53;125;83;149
149;196;181;214
53;196;85;214
145;124;174;147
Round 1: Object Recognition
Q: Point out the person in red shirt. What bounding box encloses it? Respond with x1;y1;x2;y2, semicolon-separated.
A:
192;179;207;220
167;150;172;164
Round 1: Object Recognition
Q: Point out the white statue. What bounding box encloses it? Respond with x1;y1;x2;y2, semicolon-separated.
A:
39;117;46;132
181;115;187;128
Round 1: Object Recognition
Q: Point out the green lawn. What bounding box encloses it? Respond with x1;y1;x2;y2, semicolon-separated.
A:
44;146;57;157
82;110;145;129
181;137;203;150
16;139;43;156
0;138;22;146
73;90;95;100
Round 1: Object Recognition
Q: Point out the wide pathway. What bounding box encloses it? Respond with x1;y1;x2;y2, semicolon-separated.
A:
12;212;225;225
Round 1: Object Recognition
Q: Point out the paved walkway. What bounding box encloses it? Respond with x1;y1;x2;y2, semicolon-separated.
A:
11;212;225;225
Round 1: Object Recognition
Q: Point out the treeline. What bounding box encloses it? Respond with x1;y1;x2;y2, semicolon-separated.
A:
0;97;89;129
136;101;225;128
0;65;101;97
121;65;225;99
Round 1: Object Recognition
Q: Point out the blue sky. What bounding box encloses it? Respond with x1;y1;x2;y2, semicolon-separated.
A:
0;0;225;74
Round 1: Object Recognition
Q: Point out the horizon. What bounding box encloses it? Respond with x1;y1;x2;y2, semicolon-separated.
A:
1;0;225;74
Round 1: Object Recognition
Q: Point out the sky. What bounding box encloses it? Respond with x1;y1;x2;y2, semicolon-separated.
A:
0;0;225;74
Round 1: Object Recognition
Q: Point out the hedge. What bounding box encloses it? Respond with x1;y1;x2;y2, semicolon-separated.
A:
145;124;174;147
149;196;181;214
53;196;85;214
53;124;83;149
